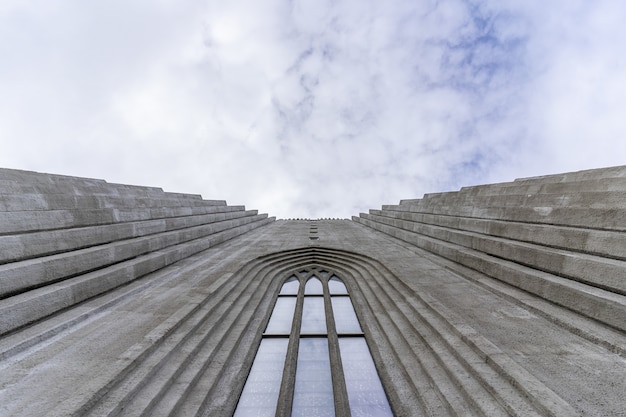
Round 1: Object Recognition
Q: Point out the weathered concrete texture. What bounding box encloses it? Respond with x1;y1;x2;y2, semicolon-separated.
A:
0;167;625;416
0;168;273;336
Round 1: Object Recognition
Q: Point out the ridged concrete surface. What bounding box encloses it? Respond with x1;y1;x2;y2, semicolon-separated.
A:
0;169;274;336
0;167;625;416
353;166;626;415
355;166;626;332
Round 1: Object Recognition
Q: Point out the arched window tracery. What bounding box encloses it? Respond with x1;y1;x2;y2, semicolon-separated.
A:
233;268;393;417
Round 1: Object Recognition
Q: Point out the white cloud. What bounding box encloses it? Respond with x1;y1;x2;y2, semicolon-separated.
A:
1;0;626;218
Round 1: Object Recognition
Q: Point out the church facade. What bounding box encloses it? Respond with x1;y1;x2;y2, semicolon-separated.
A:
0;166;625;416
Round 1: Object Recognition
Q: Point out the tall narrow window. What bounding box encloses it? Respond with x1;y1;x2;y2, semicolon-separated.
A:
265;297;296;334
301;277;326;335
295;276;333;416
340;338;393;416
292;338;334;416
234;277;296;417
328;274;393;416
233;339;289;417
233;269;393;416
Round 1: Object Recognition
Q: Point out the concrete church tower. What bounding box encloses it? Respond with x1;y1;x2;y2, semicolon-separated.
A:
0;166;625;416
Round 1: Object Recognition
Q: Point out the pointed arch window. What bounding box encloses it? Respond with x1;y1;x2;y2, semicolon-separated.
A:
234;270;394;417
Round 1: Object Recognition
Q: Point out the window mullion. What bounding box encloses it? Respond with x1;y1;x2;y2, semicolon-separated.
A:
274;282;304;417
325;281;352;417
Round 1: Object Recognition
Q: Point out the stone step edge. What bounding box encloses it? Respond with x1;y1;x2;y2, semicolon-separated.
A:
406;244;626;358
369;209;626;262
363;211;626;295
0;207;253;264
352;216;626;332
377;205;626;232
461;177;626;196
0;193;225;212
0;255;236;362
0;169;207;200
0;213;265;299
0;204;247;235
398;191;626;211
0;216;274;336
424;178;626;201
512;165;626;184
400;176;626;206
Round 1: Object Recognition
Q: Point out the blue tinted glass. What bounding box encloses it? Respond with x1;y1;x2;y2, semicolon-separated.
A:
331;297;362;334
305;277;324;295
292;338;335;417
264;297;297;335
234;339;289;417
280;276;300;295
328;277;348;295
339;338;393;416
301;297;327;334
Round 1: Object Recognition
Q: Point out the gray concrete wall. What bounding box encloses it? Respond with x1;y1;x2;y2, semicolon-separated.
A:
0;167;625;416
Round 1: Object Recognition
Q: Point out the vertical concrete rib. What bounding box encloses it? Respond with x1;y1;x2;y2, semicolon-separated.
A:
2;166;625;417
198;247;576;417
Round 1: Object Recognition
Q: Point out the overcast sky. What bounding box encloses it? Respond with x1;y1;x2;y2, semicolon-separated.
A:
2;1;626;219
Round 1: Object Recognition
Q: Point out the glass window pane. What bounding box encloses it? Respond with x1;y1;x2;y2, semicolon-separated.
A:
234;339;289;417
301;297;327;334
328;277;348;295
280;276;300;295
332;297;362;334
338;338;393;417
292;338;335;417
304;277;324;295
264;297;297;335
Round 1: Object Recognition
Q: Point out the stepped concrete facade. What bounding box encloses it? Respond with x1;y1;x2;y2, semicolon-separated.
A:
0;166;625;416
